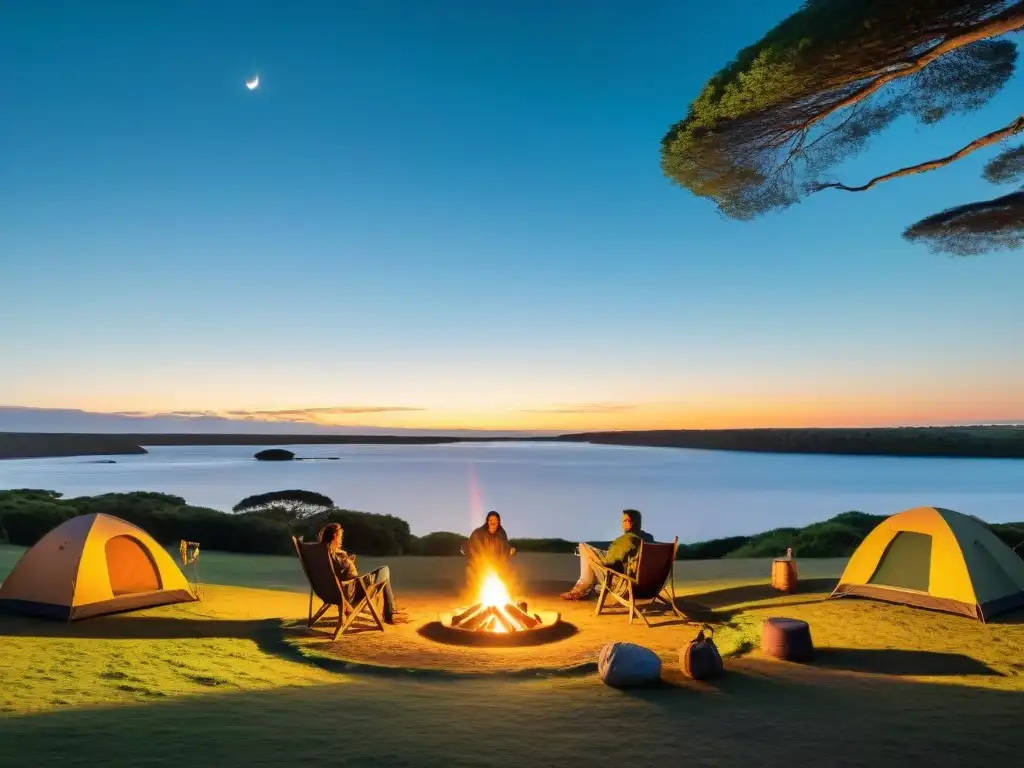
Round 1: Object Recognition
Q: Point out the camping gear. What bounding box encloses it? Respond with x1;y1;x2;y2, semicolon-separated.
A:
761;617;814;662
598;641;662;688
291;536;389;639
594;537;684;626
0;513;197;620
829;506;1024;622
680;624;724;680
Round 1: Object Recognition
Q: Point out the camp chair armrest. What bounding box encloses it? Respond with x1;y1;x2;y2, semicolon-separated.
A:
601;568;638;587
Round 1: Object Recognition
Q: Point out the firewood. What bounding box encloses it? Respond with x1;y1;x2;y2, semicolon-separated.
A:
463;606;497;631
503;603;540;629
451;602;483;626
491;608;515;633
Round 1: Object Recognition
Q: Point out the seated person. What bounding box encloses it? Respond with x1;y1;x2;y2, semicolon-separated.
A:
318;522;408;624
560;509;654;601
465;510;516;584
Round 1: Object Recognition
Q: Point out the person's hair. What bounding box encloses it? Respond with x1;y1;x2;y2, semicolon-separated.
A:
622;509;642;531
486;511;501;524
318;522;342;546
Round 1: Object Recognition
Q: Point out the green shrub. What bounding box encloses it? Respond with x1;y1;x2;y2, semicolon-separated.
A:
412;531;467;556
0;489;1019;562
789;522;865;557
0;499;76;546
509;538;577;554
303;509;414;556
0;489;65;503
677;535;751;560
725;527;800;558
991;522;1024;552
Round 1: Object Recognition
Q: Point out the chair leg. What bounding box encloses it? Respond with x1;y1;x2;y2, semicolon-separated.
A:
628;591;636;626
308;589;313;627
666;570;684;618
594;579;610;616
310;603;330;627
364;589;385;631
663;586;684;618
332;608;346;640
337;599;367;638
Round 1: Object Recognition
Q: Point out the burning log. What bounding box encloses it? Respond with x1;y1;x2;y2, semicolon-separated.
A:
491;608;516;633
449;601;545;633
446;571;556;635
457;604;494;631
503;603;541;629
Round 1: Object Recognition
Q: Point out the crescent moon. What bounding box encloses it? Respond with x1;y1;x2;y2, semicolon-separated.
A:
246;74;259;90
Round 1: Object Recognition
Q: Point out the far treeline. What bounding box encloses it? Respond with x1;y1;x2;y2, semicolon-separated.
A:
557;427;1024;458
1;488;1022;561
2;426;1024;460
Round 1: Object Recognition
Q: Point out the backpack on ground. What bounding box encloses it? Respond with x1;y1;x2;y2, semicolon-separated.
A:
679;624;724;680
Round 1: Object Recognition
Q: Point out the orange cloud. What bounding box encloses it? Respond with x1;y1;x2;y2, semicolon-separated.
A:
224;406;426;423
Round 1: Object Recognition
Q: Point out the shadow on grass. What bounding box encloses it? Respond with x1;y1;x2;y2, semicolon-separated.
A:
668;578;838;625
0;613;273;641
1;667;1021;767
0;612;594;681
813;648;1003;677
991;608;1024;625
682;578;838;609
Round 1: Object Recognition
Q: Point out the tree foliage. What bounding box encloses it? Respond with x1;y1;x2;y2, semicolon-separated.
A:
232;489;335;520
904;189;1024;254
661;0;1024;254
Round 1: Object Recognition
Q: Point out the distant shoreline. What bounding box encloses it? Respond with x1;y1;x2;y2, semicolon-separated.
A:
2;426;1023;461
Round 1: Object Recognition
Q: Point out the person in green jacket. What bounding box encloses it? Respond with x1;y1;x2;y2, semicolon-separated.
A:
560;509;654;601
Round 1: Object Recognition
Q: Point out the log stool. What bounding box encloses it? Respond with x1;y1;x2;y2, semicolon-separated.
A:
761;617;814;662
771;558;798;593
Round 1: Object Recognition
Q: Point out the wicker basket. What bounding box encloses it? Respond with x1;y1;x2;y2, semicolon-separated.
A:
771;558;798;593
761;617;814;662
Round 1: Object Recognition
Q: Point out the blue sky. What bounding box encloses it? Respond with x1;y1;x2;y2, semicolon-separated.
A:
1;0;1022;431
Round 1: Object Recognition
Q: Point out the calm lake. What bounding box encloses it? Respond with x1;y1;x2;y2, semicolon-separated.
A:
1;442;1022;542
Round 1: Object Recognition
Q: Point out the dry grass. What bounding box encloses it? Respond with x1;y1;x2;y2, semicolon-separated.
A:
1;546;1023;766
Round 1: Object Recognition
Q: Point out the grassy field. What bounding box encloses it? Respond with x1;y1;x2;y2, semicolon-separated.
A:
2;545;1023;767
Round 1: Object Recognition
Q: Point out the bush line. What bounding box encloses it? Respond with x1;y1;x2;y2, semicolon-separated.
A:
1;489;1022;560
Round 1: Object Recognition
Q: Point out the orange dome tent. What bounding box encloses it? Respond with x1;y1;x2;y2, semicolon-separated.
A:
0;513;197;620
829;506;1024;622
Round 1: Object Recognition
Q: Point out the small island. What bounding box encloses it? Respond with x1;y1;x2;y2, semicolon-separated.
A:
253;448;295;461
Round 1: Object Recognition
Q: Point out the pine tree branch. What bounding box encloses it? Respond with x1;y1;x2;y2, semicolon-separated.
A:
813;114;1024;192
794;4;1024;134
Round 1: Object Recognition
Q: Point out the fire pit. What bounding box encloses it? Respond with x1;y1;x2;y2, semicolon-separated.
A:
430;572;566;647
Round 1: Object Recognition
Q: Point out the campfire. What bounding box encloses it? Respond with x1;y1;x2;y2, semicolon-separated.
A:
436;571;562;644
449;573;543;633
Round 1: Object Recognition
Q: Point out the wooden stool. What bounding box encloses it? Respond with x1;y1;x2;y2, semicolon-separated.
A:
761;617;814;662
771;557;798;593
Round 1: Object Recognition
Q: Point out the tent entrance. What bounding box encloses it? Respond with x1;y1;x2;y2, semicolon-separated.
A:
105;535;162;596
868;531;932;592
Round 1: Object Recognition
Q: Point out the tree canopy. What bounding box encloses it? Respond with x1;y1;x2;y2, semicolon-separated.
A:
232;489;335;519
660;0;1024;255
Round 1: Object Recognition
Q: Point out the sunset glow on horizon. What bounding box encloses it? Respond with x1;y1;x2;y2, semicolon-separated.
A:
4;391;1022;433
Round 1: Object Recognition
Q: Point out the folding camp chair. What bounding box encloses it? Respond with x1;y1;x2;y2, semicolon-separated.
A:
291;537;388;639
594;537;684;626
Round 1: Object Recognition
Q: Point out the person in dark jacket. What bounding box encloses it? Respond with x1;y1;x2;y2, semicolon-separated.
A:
465;511;516;585
318;522;408;624
560;509;654;600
